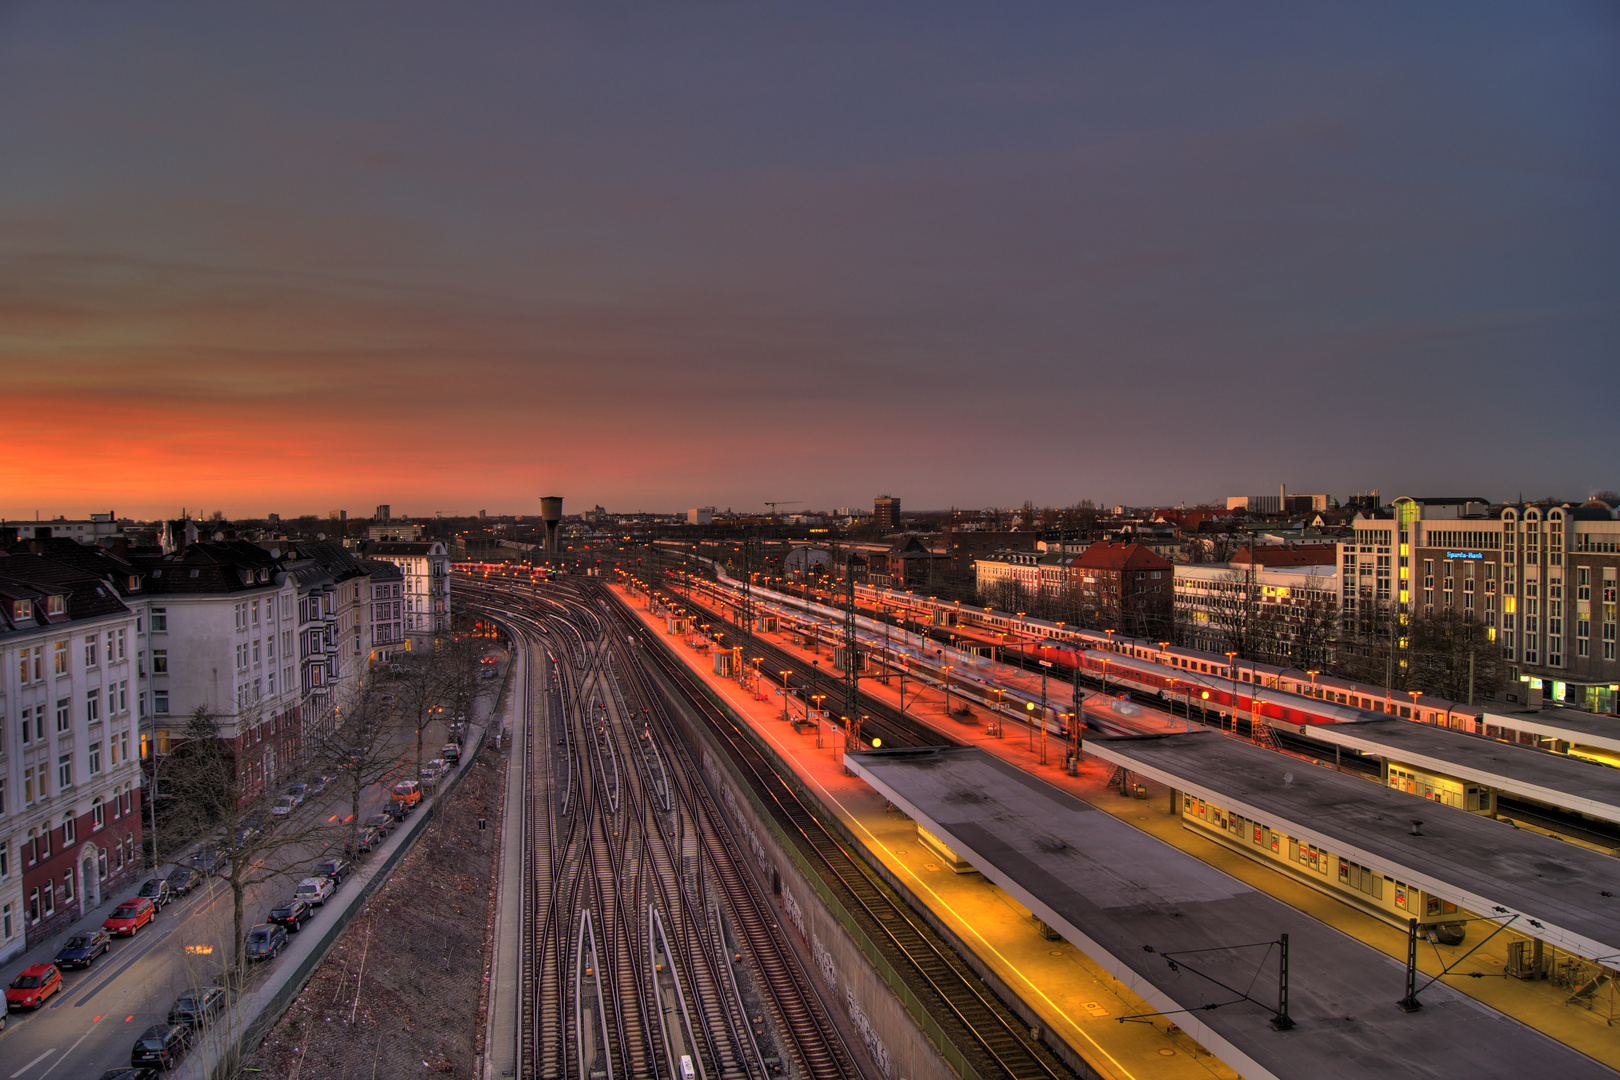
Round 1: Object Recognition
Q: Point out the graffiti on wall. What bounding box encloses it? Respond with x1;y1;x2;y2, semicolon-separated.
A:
847;984;894;1078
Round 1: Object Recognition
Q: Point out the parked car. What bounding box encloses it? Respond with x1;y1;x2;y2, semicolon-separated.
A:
270;794;300;816
98;1069;162;1080
441;743;461;765
286;782;308;802
244;923;288;962
103;897;157;936
294;876;335;907
313;857;353;886
308;775;331;795
137;878;173;911
165;865;202;896
384;800;409;822
6;964;63;1010
347;825;384;857
130;1023;193;1069
233;819;263;846
268;897;314;932
188;847;226;873
166;986;227;1028
365;812;397;836
54;929;112;969
391;780;421;808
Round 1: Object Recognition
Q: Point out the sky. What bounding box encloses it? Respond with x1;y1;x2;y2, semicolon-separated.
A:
2;3;1617;520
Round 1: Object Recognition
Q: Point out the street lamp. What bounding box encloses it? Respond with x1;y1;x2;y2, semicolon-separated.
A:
942;662;955;718
779;670;793;720
1407;689;1422;719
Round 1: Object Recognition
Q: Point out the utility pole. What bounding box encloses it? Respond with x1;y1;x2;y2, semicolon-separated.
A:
843;556;860;745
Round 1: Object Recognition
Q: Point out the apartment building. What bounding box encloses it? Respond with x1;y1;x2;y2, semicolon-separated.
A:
364;541;450;642
136;542;302;803
364;559;405;658
0;548;146;957
1176;547;1340;664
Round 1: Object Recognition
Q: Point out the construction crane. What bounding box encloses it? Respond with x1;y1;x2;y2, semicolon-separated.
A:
764;500;801;519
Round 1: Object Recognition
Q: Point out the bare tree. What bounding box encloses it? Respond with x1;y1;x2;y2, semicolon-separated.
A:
391;649;454;783
162;707;338;973
311;686;405;858
1408;610;1506;703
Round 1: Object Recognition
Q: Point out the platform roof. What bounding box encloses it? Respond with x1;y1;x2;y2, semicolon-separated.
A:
1287;718;1620;824
847;746;1617;1080
1081;730;1620;961
1477;704;1620;755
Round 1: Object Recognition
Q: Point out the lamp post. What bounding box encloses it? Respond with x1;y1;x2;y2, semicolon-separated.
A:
1307;670;1320;699
942;660;955;718
1407;689;1422;720
992;687;1005;737
1069;657;1085;774
811;694;827;744
1225;651;1239;733
780;670;793;720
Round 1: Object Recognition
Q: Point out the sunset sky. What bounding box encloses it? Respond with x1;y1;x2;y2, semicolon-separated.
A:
3;4;1617;520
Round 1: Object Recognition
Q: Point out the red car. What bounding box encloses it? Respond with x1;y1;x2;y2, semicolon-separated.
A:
103;896;157;936
6;964;63;1010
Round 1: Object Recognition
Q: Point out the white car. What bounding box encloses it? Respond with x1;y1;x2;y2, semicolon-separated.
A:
269;795;299;816
294;877;335;906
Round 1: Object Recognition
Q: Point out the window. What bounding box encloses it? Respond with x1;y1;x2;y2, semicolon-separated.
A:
20;706;31;745
62;813;75;844
23;767;35;806
57;699;70;732
116;629;125;661
0;841;7;877
28;889;39;923
53;641;68;675
88;742;101;775
86;692;99;724
3;903;10;939
105;633;115;664
0;777;5;816
150;607;166;632
151;649;168;674
154;691;169;715
118;681;127;713
84;634;98;668
62;869;73;904
58;754;72;791
91;798;104;829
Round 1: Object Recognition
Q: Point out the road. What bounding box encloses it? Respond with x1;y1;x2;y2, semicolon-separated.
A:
0;715;465;1080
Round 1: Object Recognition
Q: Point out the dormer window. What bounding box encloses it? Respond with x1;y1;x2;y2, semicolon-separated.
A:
46;595;66;616
12;600;31;621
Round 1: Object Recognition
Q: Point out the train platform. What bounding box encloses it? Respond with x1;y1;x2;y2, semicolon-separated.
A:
1080;729;1620;960
619;581;1620;1072
613;586;1244;1080
847;745;1614;1080
1291;718;1620;826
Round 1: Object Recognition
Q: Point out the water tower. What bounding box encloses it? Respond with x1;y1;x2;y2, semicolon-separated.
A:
539;496;563;557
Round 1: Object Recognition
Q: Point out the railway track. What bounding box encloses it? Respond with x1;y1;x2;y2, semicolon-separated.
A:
462;579;859;1080
592;579;1076;1080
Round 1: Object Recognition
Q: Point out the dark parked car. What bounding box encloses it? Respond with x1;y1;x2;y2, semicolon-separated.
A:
244;923;288;962
167;986;227;1028
54;929;112;969
383;800;408;822
188;846;226;873
313;857;353;886
364;812;397;836
137;878;172;911
165;864;202;896
268;897;314;933
346;825;383;857
308;774;331;795
130;1023;192;1069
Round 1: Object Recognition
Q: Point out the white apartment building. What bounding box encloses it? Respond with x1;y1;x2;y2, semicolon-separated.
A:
0;549;146;957
366;541;451;642
137;542;302;802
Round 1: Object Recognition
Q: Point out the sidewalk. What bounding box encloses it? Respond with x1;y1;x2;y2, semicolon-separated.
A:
482;643;527;1080
622;582;1620;1073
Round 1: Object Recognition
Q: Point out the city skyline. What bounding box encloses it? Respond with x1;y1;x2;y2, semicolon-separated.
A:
3;5;1616;518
